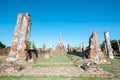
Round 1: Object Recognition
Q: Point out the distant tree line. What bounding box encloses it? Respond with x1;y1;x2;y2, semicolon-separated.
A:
0;41;37;50
0;40;120;51
0;41;6;49
101;39;120;52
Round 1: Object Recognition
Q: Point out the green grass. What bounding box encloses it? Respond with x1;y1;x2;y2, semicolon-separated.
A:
33;64;76;68
35;54;72;63
100;56;120;79
0;76;106;80
34;54;75;68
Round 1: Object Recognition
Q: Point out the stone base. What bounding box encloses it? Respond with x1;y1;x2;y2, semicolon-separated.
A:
1;61;25;75
6;57;17;62
6;57;26;63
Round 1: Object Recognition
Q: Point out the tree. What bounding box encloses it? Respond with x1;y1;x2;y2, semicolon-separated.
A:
111;40;118;51
27;41;36;49
100;41;105;51
86;45;90;50
101;40;120;52
0;41;6;49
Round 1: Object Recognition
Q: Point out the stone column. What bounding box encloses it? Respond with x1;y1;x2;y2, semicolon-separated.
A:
82;42;86;51
117;40;120;53
104;31;114;59
6;13;32;62
43;44;46;51
80;43;82;52
67;44;70;53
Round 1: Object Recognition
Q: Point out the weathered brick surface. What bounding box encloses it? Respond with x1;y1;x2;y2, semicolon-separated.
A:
6;13;32;62
0;48;9;56
89;31;106;63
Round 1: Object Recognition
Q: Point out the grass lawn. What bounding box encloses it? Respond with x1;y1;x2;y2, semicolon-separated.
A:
0;76;106;80
34;53;75;68
100;56;120;79
35;53;73;63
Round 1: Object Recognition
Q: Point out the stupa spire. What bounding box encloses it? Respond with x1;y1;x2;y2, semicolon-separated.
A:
59;32;62;44
55;32;66;53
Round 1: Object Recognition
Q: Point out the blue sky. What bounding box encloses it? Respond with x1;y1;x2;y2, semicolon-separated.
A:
0;0;120;48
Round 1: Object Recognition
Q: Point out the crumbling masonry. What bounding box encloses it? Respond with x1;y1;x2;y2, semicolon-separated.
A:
89;31;106;63
6;13;32;62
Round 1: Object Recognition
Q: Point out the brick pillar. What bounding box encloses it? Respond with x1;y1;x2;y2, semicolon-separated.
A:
89;31;106;63
6;13;32;62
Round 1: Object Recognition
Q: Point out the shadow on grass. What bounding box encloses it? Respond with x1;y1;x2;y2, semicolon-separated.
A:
67;50;89;59
114;55;120;59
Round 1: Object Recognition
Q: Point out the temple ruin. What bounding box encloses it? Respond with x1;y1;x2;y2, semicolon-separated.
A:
55;33;66;53
104;31;114;59
6;13;32;62
89;31;106;63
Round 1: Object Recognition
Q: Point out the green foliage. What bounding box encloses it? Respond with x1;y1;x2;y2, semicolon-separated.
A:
27;41;36;49
0;41;6;49
101;40;120;51
39;48;42;51
100;41;105;51
86;45;89;50
111;40;118;51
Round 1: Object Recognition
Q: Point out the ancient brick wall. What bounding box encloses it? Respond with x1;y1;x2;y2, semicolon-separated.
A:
0;48;10;56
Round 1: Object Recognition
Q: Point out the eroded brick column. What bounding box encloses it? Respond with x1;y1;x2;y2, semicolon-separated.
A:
6;13;32;62
89;31;106;63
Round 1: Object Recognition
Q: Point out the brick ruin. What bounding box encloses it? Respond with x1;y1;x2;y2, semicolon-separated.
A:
0;48;10;56
6;13;32;62
89;31;106;63
104;31;114;59
55;33;66;53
